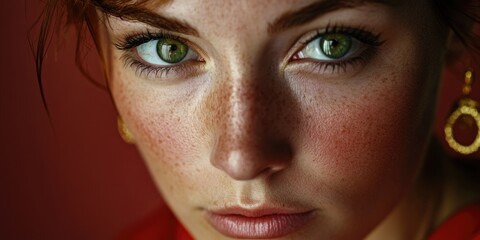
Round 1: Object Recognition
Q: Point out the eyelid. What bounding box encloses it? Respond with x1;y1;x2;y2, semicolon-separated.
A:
287;24;383;62
114;30;188;51
284;24;384;75
114;30;206;80
114;30;206;64
291;24;382;54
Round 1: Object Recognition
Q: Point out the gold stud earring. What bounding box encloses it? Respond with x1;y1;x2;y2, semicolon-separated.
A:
444;69;480;155
117;117;135;144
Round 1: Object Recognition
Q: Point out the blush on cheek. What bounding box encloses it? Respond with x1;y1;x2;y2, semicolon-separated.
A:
302;100;412;193
291;68;432;236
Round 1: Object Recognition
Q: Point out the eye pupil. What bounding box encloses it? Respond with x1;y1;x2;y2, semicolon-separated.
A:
156;39;188;63
320;34;351;59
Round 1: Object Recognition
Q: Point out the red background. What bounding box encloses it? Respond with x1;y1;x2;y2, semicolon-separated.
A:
0;1;478;239
1;1;163;239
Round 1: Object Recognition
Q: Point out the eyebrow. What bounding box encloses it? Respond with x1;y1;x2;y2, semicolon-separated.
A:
94;1;199;37
95;0;392;37
268;0;394;33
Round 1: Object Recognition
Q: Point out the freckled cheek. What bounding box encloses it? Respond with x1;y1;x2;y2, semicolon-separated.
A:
138;109;199;165
110;77;206;193
132;106;209;201
318;101;411;177
297;80;425;205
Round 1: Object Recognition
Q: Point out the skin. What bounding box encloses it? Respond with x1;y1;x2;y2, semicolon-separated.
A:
95;0;452;239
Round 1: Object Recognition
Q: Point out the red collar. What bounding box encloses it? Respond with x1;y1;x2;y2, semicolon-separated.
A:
429;204;480;240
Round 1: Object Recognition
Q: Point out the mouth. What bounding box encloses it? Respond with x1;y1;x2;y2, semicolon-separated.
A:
204;206;316;239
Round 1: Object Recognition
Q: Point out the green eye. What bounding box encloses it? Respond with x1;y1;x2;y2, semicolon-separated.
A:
320;34;352;59
156;38;188;63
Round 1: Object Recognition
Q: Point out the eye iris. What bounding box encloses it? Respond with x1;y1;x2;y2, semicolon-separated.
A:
156;38;188;63
320;34;351;59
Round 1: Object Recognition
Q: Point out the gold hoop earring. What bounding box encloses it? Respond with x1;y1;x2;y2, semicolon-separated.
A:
117;117;135;144
444;69;480;155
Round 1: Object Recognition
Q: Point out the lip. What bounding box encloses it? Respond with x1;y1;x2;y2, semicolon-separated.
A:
204;207;315;239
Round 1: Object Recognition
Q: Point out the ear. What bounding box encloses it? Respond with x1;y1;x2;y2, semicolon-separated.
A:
117;117;136;144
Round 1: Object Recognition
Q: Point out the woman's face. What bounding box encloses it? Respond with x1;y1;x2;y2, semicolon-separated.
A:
97;0;448;238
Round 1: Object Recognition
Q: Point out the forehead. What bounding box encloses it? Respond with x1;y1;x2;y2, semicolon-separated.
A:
98;0;403;40
180;1;397;40
161;0;395;23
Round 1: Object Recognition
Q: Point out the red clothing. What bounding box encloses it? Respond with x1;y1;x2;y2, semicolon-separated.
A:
119;204;480;240
116;206;193;240
429;204;480;240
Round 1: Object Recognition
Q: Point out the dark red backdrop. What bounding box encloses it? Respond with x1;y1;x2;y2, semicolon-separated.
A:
0;1;478;239
1;1;163;239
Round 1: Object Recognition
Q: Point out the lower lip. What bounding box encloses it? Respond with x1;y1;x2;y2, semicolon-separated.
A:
205;211;315;238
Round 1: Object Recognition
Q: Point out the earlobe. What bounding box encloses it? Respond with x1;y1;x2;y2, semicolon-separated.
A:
117;117;135;144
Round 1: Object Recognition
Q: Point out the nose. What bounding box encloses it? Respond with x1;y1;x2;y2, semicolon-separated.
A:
208;70;294;181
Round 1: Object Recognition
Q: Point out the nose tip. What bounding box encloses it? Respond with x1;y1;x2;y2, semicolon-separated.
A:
211;138;292;181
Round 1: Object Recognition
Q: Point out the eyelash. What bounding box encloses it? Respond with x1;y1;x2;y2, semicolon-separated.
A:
116;31;184;50
293;24;384;73
115;31;201;78
122;56;194;79
114;25;384;78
